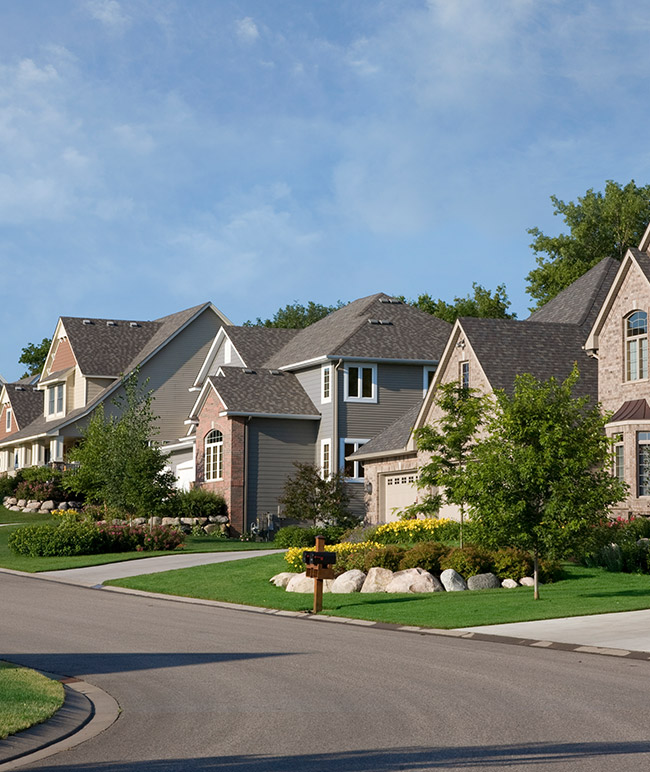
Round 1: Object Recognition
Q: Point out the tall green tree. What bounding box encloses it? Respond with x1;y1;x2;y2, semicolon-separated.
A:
279;462;356;529
526;179;650;308
408;383;486;547
64;373;176;517
464;367;628;599
19;338;52;378
244;300;345;329
405;283;515;324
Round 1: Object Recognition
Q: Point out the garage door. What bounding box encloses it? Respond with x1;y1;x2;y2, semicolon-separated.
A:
382;471;418;522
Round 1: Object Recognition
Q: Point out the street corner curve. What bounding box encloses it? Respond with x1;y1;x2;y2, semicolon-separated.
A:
0;673;120;770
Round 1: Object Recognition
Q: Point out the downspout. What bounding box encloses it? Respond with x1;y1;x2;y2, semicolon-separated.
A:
333;359;343;473
243;416;250;534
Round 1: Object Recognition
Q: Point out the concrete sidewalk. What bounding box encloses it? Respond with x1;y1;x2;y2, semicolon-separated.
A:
38;549;283;586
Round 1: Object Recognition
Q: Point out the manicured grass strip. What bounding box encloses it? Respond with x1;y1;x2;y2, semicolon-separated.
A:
0;662;65;740
0;507;277;572
107;554;650;629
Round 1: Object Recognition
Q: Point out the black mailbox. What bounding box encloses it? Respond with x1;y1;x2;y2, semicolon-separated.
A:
303;550;337;568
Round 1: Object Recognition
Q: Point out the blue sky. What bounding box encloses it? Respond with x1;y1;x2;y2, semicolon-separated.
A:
2;0;650;380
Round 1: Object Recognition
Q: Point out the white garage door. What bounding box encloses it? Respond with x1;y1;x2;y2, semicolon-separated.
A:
382;471;418;522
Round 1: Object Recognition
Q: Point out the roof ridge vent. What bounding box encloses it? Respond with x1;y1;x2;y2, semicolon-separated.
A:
379;297;402;305
106;320;117;327
269;369;282;375
14;386;25;391
82;319;92;325
129;322;140;328
379;319;393;325
368;319;381;325
242;368;256;374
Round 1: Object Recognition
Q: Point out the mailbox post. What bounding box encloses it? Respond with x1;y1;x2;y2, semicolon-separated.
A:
303;534;336;613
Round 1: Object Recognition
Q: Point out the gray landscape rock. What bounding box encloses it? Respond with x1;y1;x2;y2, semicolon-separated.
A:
16;500;26;508
41;500;55;511
361;567;394;593
440;568;467;592
519;576;535;587
149;516;162;526
331;569;366;594
203;523;220;534
9;506;21;511
5;497;17;506
67;502;82;510
133;518;147;526
467;573;501;590
501;578;519;589
286;572;333;593
269;572;297;588
386;568;444;593
57;502;69;510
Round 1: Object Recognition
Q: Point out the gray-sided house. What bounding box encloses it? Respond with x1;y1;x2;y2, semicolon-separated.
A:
585;224;650;517
0;303;231;487
354;258;618;524
186;294;451;534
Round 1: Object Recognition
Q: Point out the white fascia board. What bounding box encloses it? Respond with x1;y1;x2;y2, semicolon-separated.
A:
585;251;634;351
349;447;415;462
41;318;66;380
639;222;650;253
218;411;320;420
160;439;195;453
189;378;227;418
278;355;329;371
192;326;229;388
279;354;440;371
207;301;234;328
0;431;50;448
184;418;199;425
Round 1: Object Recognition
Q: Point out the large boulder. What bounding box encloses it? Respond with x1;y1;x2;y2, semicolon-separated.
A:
386;568;444;594
331;569;366;594
361;567;394;593
502;578;519;589
269;572;296;588
519;576;538;587
285;573;333;593
4;497;17;506
41;500;55;511
467;573;501;590
16;500;26;508
440;568;467;592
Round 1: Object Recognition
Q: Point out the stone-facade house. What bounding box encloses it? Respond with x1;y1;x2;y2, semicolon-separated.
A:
0;303;231;487
585;227;650;517
354;258;618;523
186;294;451;534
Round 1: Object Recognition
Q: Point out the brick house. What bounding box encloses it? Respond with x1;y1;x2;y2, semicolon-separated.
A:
354;258;618;523
186;294;451;534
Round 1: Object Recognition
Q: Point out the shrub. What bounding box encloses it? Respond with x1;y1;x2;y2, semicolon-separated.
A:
439;546;494;578
538;558;563;583
0;473;17;499
284;541;380;572
491;547;534;580
175;488;228;520
363;545;407;572
398;542;451;574
340;524;379;543
14;467;67;502
623;516;650;540
9;522;103;557
80;503;131;522
374;518;457;545
275;526;320;548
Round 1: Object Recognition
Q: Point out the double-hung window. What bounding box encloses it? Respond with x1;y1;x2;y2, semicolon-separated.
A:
638;432;650;496
205;429;223;481
5;407;11;432
320;439;331;478
344;364;377;403
321;364;331;403
342;438;368;481
47;384;65;417
613;433;624;482
626;311;648;381
460;361;470;389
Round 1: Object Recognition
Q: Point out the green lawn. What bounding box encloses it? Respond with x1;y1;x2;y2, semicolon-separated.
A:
0;506;277;572
106;552;650;628
0;661;65;740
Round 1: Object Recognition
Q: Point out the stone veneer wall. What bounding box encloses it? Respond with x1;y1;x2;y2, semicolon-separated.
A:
362;453;418;524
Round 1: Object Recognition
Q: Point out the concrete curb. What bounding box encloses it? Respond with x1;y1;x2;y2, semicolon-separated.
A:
98;584;650;662
0;669;119;770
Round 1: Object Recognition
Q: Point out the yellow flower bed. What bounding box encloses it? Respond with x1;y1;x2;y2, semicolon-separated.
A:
374;517;454;543
285;541;381;572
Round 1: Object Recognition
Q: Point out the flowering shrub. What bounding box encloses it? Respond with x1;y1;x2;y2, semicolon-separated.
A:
374;518;457;545
14;480;60;502
284;541;381;572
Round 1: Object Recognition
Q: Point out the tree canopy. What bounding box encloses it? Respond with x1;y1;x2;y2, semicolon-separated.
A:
463;366;628;599
404;283;515;324
279;462;357;529
18;338;51;378
244;300;345;329
526;179;650;308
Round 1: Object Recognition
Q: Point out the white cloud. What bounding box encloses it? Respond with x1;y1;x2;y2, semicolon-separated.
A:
235;17;260;43
86;0;130;30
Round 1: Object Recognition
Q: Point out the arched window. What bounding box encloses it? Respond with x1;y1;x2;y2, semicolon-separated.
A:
626;311;648;381
205;429;223;481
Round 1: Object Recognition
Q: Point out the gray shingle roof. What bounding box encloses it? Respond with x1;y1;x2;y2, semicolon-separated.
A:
264;294;451;369
208;369;320;416
461;317;598;399
6;383;43;430
629;248;650;284
526;257;619;332
226;327;300;367
350;402;421;458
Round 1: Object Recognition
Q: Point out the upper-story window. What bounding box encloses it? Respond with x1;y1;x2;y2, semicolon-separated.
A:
342;438;368;481
460;361;470;389
46;384;65;417
205;429;223;481
344;363;377;403
423;366;437;394
626;311;648;381
613;433;624;482
5;407;11;432
321;364;331;403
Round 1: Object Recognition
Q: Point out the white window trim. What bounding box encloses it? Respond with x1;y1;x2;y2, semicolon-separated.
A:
460;361;470;389
5;407;11;432
341;438;369;482
224;339;232;365
321;364;332;404
423;366;437;395
320;438;331;479
46;383;66;419
205;429;224;482
625;311;648;382
343;363;377;403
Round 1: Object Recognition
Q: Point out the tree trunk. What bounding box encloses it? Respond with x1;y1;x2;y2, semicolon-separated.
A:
459;504;464;550
533;547;540;600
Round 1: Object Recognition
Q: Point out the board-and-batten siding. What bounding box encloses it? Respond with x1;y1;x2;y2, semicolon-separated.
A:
102;308;223;444
246;418;317;522
338;363;424;440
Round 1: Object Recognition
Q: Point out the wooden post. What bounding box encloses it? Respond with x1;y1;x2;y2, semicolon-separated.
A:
313;535;325;613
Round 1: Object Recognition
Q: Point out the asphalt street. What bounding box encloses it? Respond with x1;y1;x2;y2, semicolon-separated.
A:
2;571;650;772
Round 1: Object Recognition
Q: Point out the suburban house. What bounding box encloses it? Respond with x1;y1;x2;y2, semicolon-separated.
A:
585;225;650;517
185;293;452;534
353;258;619;524
0;302;231;487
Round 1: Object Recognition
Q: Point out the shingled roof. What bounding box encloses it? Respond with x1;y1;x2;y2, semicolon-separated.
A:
226;327;300;367
207;369;319;417
526;257;619;332
461;317;598;399
349;402;421;459
5;383;43;430
264;294;451;369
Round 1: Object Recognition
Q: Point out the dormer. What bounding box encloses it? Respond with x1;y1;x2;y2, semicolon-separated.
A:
191;327;246;389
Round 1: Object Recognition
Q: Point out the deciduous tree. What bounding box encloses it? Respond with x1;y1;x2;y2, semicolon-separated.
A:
18;338;51;378
244;300;345;328
279;462;357;529
404;283;514;324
